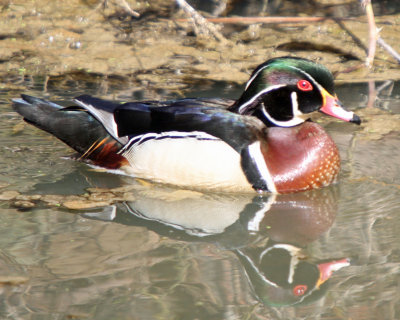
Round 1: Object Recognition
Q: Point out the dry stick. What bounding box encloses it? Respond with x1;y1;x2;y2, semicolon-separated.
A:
89;0;139;17
361;0;400;65
335;16;400;67
377;80;395;110
176;7;400;65
334;18;368;52
118;0;140;17
361;0;377;68
203;16;328;24
175;0;227;43
175;16;359;25
377;37;400;64
367;80;376;108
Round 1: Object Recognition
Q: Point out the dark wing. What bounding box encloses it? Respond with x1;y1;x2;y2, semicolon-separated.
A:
75;95;258;153
75;95;272;191
114;101;265;153
133;97;235;109
74;96;235;143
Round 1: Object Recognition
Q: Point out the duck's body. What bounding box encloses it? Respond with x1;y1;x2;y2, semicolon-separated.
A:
119;122;339;193
12;57;360;193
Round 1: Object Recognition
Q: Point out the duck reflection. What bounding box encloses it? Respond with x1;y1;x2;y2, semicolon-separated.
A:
235;242;348;306
85;186;349;307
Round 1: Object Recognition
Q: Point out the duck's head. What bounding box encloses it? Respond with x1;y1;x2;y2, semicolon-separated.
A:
230;57;361;127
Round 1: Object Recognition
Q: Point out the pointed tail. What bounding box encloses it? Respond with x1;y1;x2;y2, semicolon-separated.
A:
12;95;128;169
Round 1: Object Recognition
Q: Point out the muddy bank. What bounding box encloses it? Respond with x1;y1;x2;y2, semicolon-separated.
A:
0;0;399;90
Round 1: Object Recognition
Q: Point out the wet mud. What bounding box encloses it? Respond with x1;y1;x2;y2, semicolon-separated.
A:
0;0;400;90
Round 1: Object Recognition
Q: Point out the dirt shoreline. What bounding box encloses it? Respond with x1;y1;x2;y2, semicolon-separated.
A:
0;0;400;90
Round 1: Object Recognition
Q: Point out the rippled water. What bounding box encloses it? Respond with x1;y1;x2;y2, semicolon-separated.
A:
0;78;399;319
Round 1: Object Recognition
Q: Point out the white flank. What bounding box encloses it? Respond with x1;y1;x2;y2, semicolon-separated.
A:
247;141;277;193
120;131;254;192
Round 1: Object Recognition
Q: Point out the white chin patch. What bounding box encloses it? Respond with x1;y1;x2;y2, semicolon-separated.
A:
261;92;306;127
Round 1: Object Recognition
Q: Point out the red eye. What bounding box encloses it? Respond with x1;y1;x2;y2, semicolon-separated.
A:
297;80;313;91
293;284;308;296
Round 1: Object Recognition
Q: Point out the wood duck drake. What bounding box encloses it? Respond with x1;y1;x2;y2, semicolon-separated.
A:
12;57;360;194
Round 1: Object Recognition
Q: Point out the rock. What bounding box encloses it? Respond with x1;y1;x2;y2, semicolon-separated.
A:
0;191;20;201
13;200;36;208
62;200;112;210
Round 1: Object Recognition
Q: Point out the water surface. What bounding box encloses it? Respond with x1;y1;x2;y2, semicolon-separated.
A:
0;79;399;319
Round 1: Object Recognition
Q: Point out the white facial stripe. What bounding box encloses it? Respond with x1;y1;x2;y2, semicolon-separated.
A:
261;105;304;127
236;249;278;287
287;65;325;93
237;84;286;113
245;64;270;90
291;91;301;117
247;141;277;193
241;64;331;128
259;244;301;261
259;244;301;284
287;253;299;284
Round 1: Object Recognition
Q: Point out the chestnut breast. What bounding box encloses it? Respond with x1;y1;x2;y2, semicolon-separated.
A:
262;122;340;193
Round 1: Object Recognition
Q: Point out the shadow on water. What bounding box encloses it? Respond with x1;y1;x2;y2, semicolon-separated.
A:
0;79;399;319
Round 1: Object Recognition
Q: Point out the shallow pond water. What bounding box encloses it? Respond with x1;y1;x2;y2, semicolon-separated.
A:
0;79;399;319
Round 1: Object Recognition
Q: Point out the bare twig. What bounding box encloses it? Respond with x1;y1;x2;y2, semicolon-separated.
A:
360;0;377;68
377;37;400;64
360;0;400;65
177;16;331;25
334;18;368;52
89;0;139;17
118;0;140;17
367;80;376;108
175;0;228;43
95;0;107;11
